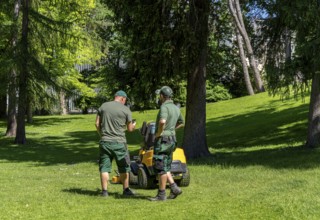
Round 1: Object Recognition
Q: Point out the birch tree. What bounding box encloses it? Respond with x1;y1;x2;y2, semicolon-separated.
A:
235;28;254;95
228;0;265;92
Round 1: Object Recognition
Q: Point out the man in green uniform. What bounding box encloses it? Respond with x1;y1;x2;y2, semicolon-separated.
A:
95;90;136;197
149;86;184;201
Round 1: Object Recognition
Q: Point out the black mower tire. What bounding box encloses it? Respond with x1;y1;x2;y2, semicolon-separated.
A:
138;167;156;189
177;168;190;187
129;171;138;185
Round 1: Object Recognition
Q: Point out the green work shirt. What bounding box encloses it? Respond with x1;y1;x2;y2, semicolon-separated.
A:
156;100;184;136
97;101;132;143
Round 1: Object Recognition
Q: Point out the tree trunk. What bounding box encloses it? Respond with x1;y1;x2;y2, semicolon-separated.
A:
0;95;6;118
26;101;32;123
306;73;320;148
235;29;255;95
15;0;30;144
6;69;17;136
228;0;265;92
59;91;67;115
285;27;291;61
182;0;211;159
6;0;20;137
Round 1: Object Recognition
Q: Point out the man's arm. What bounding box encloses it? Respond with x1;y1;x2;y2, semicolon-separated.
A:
95;115;101;137
175;112;184;129
175;122;184;129
127;120;136;132
156;119;166;138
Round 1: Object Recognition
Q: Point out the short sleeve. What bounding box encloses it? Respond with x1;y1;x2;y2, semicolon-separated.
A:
125;107;132;123
159;105;168;120
97;106;102;116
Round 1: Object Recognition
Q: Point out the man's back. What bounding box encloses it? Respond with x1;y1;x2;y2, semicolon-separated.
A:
98;101;132;142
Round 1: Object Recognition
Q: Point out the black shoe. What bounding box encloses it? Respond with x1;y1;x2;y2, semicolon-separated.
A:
123;188;135;196
148;191;166;201
101;190;108;197
168;184;182;199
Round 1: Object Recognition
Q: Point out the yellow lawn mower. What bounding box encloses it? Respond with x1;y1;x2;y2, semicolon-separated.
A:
112;122;190;189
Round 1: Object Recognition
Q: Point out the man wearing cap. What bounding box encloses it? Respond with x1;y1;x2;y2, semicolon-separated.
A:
149;86;184;201
95;90;136;197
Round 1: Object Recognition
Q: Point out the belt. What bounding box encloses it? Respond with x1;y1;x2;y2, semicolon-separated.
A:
160;135;176;143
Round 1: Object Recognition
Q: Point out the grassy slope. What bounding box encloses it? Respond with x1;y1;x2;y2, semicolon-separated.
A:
1;92;320;220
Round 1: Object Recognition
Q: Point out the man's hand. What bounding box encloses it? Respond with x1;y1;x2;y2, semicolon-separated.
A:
127;120;136;132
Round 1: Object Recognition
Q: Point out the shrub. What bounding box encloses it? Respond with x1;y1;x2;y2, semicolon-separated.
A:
206;82;232;102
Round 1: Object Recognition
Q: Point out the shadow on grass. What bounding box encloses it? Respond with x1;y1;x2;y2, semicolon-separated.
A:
28;116;86;127
0;129;142;166
206;103;309;149
62;188;100;197
188;101;320;169
0;133;98;165
188;146;320;170
190;146;320;170
218;145;320;169
0;99;316;170
62;188;149;199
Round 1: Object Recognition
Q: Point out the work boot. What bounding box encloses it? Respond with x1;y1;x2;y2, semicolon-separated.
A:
123;188;135;196
101;190;108;197
168;183;182;199
148;189;167;201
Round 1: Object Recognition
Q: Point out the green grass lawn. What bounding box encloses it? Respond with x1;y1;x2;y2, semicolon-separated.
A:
2;92;320;220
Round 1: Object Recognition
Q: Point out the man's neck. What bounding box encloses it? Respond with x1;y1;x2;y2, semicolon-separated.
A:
114;97;124;104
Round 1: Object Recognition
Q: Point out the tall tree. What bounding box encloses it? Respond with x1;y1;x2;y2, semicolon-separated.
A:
235;28;254;95
15;0;30;144
11;0;103;143
207;0;249;98
104;0;211;158
0;1;19;134
6;0;20;136
183;0;211;159
255;0;320;147
228;0;265;92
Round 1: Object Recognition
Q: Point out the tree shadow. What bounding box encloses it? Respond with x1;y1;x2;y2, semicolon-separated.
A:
0;129;143;166
187;101;319;169
190;145;320;170
206;103;309;149
27;116;86;127
0;132;98;165
0;99;315;170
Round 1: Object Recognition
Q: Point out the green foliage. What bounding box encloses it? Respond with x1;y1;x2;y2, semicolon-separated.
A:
0;0;106;114
102;0;190;109
73;68;105;112
254;0;319;98
172;81;232;105
171;81;187;107
0;1;18;95
207;0;251;97
206;82;232;102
